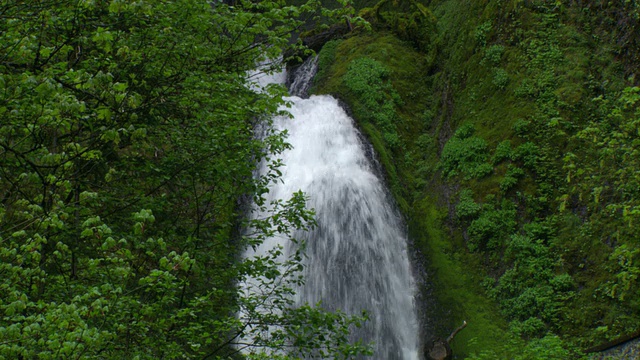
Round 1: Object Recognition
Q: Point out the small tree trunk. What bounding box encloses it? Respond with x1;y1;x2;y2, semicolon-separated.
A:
447;321;468;344
425;321;467;360
426;339;451;360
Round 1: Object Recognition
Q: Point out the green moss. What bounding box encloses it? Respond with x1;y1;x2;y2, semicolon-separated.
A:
313;39;341;93
411;199;512;357
313;0;640;356
312;20;519;359
312;32;428;207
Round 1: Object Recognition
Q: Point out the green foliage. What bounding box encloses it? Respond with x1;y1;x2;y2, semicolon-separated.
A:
500;165;525;192
512;118;531;136
413;133;439;182
599;245;640;302
456;189;482;219
562;86;640;320
467;333;581;360
313;39;342;93
481;45;505;66
515;334;574;360
315;0;640;355
343;57;402;148
0;1;370;358
440;124;492;180
344;57;391;95
466;201;516;252
492;68;509;90
371;0;437;51
575;1;640;72
493;140;513;164
566;87;640;223
422;2;599;352
513;142;540;169
474;21;493;47
479;217;578;343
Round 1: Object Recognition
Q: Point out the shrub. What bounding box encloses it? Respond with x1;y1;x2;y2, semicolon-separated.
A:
440;124;493;180
493;68;509;90
493;140;514;164
454;122;476;139
510;317;547;338
512;118;531;136
456;189;482;219
482;45;505;66
500;165;525;192
343;57;402;148
467;202;517;252
344;57;391;103
475;21;492;47
513;142;540;168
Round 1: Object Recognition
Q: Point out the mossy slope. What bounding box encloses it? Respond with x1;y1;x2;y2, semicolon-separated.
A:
313;31;513;358
312;0;640;358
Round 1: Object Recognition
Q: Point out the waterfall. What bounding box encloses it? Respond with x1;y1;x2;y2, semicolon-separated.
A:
287;56;319;98
249;58;420;359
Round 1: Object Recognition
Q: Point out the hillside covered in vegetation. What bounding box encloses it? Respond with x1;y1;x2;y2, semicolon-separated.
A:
310;0;640;358
2;0;639;359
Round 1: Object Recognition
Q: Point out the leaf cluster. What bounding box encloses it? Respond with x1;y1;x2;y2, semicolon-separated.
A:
439;123;492;180
343;57;402;148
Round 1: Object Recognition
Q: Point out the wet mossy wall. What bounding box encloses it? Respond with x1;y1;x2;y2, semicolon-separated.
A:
312;31;514;358
312;0;640;358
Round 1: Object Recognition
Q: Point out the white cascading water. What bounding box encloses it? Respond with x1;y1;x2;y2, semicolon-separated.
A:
250;57;420;359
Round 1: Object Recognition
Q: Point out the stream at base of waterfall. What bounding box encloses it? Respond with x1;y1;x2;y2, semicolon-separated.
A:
247;59;420;359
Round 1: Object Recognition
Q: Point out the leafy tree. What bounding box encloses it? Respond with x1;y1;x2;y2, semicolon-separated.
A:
0;0;369;358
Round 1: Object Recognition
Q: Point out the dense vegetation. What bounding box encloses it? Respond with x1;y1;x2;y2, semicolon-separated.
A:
3;0;639;358
0;0;371;358
311;0;639;358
